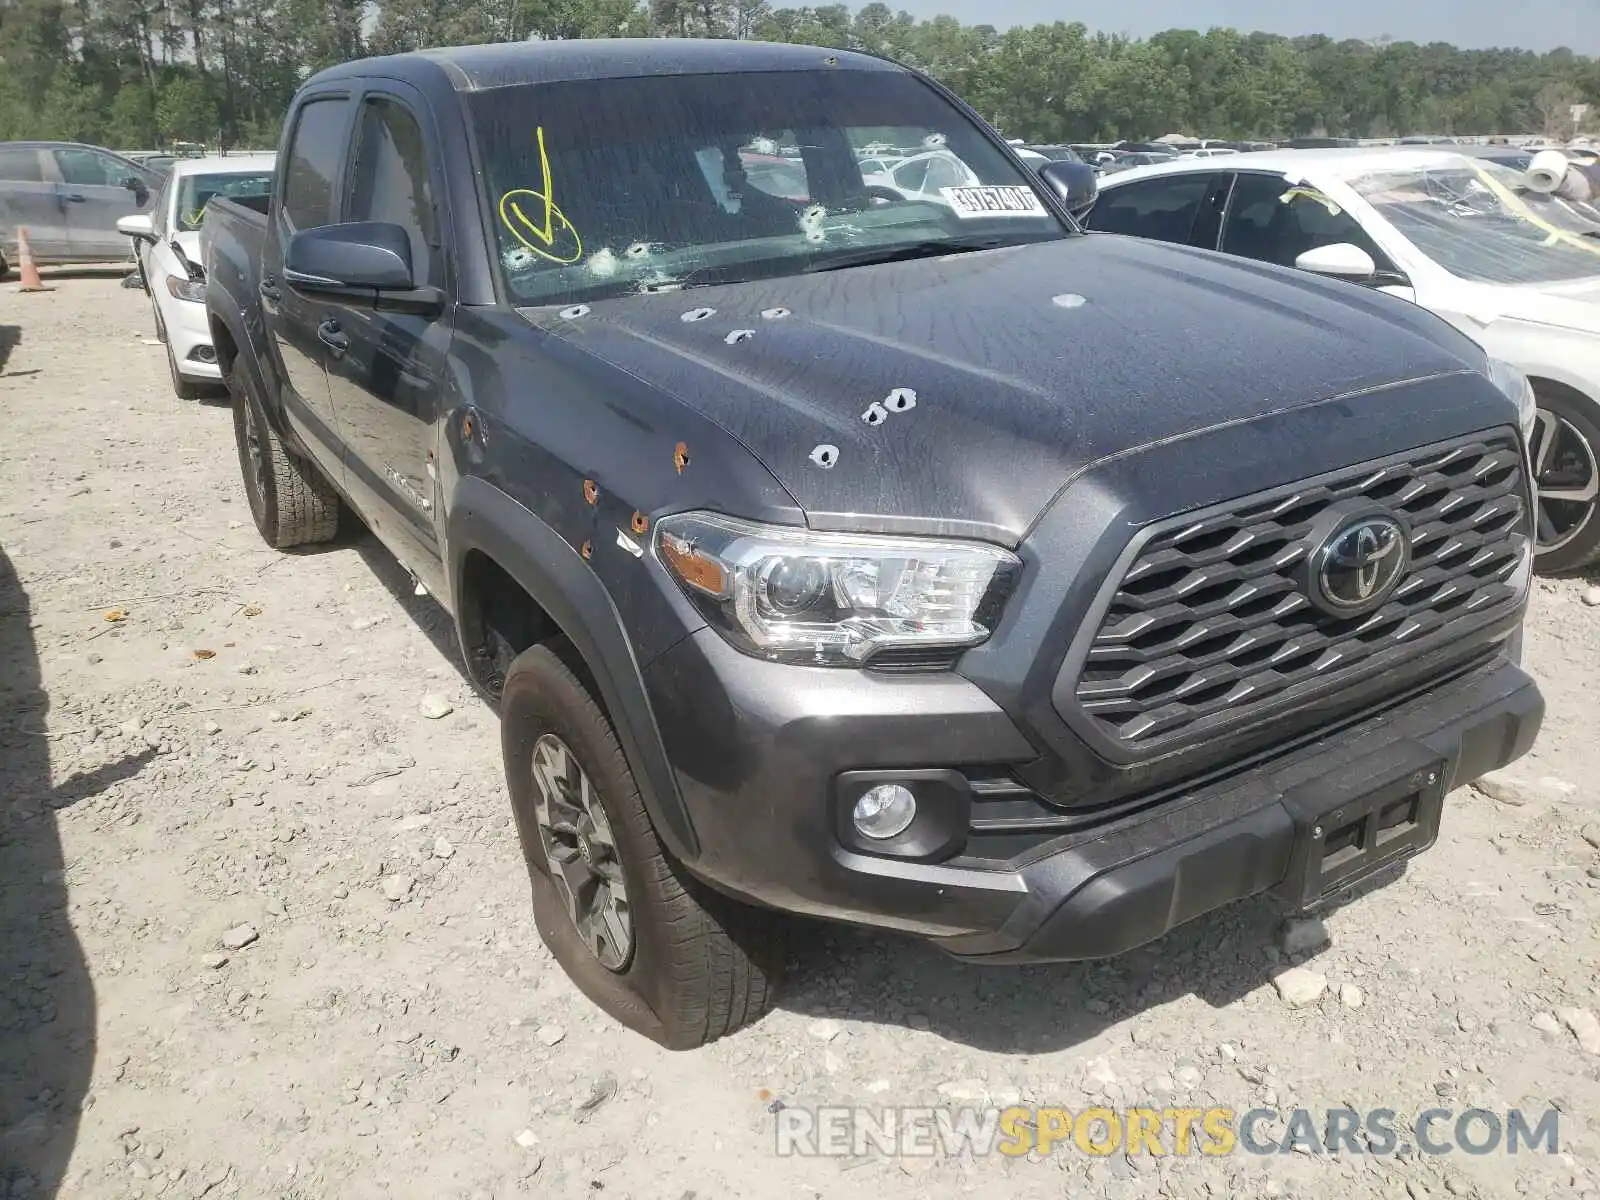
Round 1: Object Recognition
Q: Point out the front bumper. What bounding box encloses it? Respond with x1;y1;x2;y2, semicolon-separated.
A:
643;629;1540;963
160;294;220;380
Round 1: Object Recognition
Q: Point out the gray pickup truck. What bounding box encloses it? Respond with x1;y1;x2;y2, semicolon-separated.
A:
203;38;1543;1049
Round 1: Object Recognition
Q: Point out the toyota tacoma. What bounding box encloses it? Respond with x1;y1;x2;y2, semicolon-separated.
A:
203;39;1544;1048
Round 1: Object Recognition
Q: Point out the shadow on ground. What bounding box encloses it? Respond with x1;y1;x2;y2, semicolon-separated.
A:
0;325;19;376
352;532;472;685
775;896;1284;1055
776;857;1405;1054
0;547;154;1195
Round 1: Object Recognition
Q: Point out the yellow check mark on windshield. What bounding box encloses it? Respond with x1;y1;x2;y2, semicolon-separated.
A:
507;127;559;246
498;126;583;265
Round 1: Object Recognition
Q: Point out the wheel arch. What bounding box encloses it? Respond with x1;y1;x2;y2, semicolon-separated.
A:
1527;372;1600;415
448;474;700;862
209;310;240;379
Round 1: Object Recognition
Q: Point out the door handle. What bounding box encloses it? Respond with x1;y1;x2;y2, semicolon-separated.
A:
317;319;349;357
64;193;87;203
259;276;280;303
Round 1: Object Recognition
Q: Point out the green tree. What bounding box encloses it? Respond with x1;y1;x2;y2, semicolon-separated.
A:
0;0;1596;153
106;80;158;147
156;72;216;143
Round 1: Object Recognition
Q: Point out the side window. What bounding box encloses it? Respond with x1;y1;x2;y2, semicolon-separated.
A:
0;149;44;182
55;149;130;187
282;96;353;231
1085;174;1216;246
346;97;439;286
1222;173;1392;271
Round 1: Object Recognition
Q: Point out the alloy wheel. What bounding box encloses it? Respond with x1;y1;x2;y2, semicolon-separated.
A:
1531;407;1600;556
530;733;634;972
239;394;268;519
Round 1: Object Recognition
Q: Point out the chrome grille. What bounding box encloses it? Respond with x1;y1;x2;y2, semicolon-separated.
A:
1071;433;1529;751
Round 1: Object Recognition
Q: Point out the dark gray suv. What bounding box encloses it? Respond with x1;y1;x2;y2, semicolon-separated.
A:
0;141;159;274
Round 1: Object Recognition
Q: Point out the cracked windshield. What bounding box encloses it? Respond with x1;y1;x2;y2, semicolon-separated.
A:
1351;156;1600;284
466;69;1067;306
175;171;274;231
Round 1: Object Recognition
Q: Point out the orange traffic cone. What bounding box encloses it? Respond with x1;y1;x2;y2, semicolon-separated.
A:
15;226;44;292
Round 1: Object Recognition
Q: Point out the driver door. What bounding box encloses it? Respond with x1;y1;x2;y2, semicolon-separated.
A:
50;147;153;261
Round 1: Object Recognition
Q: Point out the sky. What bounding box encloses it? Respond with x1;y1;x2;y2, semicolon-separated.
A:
888;0;1600;54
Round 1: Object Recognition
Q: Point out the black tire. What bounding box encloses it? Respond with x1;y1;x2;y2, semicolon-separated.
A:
228;368;339;548
1530;384;1600;575
501;644;780;1048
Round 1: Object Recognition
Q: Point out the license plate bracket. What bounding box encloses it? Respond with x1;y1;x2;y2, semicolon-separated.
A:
1273;743;1447;911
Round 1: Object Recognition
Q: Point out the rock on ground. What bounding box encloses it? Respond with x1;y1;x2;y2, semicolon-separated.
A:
1558;1008;1600;1055
419;693;455;720
1471;769;1575;807
1271;967;1328;1007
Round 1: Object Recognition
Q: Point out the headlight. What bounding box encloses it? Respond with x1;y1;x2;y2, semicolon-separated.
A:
654;512;1021;667
165;273;205;303
1488;357;1537;443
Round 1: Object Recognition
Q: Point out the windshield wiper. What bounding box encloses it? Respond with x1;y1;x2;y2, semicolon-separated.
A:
802;237;1017;274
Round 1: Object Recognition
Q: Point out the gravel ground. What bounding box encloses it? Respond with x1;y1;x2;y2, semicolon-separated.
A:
2;276;1600;1200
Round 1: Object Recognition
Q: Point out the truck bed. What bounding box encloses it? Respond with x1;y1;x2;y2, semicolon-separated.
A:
201;196;270;382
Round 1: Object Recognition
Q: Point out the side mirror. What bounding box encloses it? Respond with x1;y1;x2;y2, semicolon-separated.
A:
1294;242;1377;279
116;213;155;243
1037;160;1099;222
285;221;415;294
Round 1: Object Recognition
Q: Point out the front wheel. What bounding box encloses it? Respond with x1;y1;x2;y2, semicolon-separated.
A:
501;644;780;1048
1530;386;1600;574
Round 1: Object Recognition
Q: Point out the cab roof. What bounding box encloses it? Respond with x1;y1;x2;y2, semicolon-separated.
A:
309;39;900;93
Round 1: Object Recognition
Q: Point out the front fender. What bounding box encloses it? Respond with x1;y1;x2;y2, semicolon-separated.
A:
447;474;700;862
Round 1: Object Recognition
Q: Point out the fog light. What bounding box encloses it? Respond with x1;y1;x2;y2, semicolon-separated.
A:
852;784;917;840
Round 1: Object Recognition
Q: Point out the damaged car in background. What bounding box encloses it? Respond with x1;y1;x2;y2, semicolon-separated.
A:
1088;146;1600;571
204;39;1542;1048
119;154;276;399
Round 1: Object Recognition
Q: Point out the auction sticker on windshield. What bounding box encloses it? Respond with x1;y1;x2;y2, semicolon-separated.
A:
941;185;1049;218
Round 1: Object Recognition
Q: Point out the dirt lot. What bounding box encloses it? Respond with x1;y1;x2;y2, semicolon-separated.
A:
1;276;1599;1200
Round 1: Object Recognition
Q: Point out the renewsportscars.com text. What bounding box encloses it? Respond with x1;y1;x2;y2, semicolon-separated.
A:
773;1105;1560;1159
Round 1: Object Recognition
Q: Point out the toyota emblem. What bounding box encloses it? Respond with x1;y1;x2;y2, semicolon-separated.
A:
1310;512;1410;616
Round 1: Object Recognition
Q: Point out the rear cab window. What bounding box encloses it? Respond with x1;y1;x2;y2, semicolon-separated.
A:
464;68;1070;306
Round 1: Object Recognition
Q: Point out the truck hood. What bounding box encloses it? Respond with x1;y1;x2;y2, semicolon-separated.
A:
522;235;1482;543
